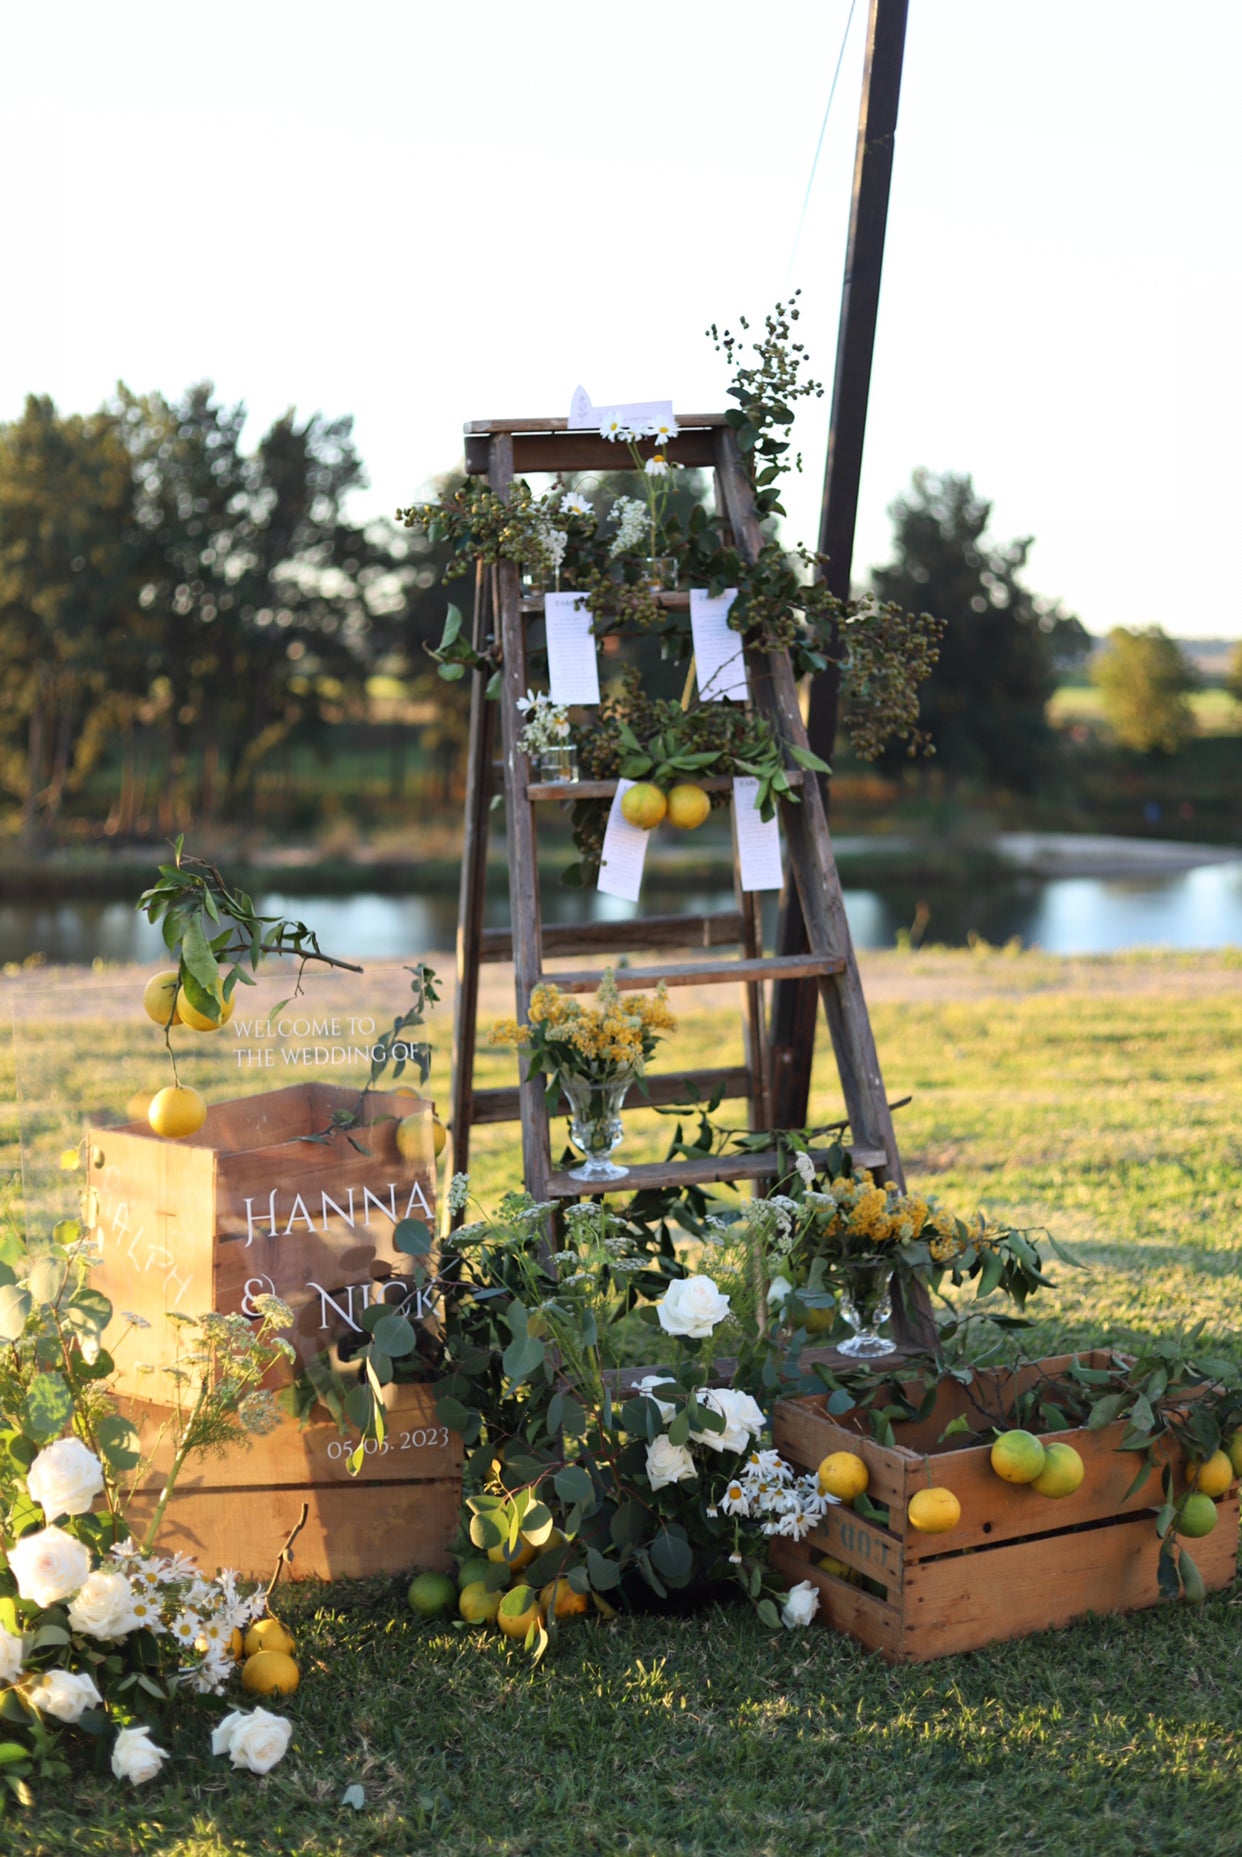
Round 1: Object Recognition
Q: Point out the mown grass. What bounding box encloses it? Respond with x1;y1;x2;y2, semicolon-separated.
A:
1;947;1241;1856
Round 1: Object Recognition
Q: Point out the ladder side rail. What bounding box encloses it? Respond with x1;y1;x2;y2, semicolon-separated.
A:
488;433;553;1200
446;560;496;1199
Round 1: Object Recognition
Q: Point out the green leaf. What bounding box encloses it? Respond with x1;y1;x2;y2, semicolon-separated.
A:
0;1285;31;1343
30;1625;70;1650
179;912;221;996
585;1547;622;1591
521;1502;555;1546
501;1333;545;1386
27;1258;66;1308
1086;1393;1126;1430
96;1415;141;1471
434;1394;473;1432
343;1385;374;1430
372;1314;416;1359
23;1373;73;1442
790;744;832;773
394;1220;431;1257
757;1598;782;1630
554;1464;594;1507
649;1529;694;1585
1179;1548;1206;1604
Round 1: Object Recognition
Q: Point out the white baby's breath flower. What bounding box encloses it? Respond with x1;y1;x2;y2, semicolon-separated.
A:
447;1173;470;1213
794;1150;816;1187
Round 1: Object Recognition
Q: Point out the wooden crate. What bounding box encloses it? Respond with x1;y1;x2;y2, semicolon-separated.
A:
122;1381;462;1582
771;1351;1240;1662
87;1083;438;1398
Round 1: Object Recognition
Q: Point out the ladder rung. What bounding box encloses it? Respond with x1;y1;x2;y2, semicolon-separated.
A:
540;954;845;993
521;591;691;615
467;1066;753;1126
547;1146;889;1198
525;771;803;801
479;914;747;964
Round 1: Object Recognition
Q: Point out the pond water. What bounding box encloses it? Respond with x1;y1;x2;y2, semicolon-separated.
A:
3;859;1241;966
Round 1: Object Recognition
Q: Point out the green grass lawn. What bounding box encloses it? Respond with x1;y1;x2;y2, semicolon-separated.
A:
1;948;1241;1856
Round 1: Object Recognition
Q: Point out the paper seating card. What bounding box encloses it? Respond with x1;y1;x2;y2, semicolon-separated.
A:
597;778;651;902
544;592;600;705
568;386;676;432
689;588;748;702
733;776;784;892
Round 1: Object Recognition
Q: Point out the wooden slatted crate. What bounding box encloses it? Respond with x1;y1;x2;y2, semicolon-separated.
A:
770;1352;1239;1661
87;1082;438;1398
122;1381;462;1582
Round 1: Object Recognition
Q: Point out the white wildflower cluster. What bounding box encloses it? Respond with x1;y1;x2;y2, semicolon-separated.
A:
559;490;594;519
608;496;649;558
716;1448;833;1542
515;690;573;756
447;1172;471;1214
105;1541;268;1694
794;1150;817;1187
599;416;680;447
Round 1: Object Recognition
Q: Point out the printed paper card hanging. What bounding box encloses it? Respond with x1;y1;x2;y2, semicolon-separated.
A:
545;592;600;706
689;589;748;703
597;778;651;902
732;776;784;891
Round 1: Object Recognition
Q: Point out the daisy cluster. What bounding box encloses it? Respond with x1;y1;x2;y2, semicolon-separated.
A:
107;1540;268;1694
715;1448;834;1541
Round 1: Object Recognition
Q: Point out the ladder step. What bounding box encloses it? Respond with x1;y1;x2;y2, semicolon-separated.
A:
521;590;691;615
525;771;803;802
468;1066;753;1126
547;1146;889;1198
540;954;846;993
479;914;747;964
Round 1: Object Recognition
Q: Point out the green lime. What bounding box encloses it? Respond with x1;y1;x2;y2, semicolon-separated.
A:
408;1570;458;1619
1176;1492;1218;1539
456;1557;495;1591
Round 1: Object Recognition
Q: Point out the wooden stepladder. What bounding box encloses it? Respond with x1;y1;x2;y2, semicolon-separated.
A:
446;414;924;1335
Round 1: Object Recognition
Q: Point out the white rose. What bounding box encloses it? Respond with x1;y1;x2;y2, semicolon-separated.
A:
27;1437;105;1521
781;1580;820;1628
27;1667;102;1722
0;1626;25;1684
632;1375;677;1423
645;1435;696;1492
690;1388;767;1454
111;1724;167;1785
657;1276;731;1339
7;1525;92;1608
767;1276;793;1308
211;1706;293;1774
67;1569;140;1641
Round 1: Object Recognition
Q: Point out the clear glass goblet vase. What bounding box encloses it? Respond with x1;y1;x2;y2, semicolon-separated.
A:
561;1072;634;1183
837;1267;897;1358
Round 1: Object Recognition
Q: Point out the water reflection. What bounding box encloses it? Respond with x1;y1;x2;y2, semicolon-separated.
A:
2;859;1240;966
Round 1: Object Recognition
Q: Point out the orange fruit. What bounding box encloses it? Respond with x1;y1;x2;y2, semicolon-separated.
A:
243;1616;296;1658
458;1581;501;1626
177;980;235;1032
1188;1450;1234;1498
142;971;182;1026
240;1649;299;1696
1031;1442;1085;1499
989;1430;1046;1485
487;1534;538;1574
907;1487;962;1534
619;783;667;830
496;1585;545;1642
666;783;711;830
148;1085;207;1139
540;1577;590;1620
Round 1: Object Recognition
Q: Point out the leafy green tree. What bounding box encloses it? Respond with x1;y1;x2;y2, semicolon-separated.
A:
1225;639;1242;712
0;397;143;842
870;470;1088;789
1091;626;1199;754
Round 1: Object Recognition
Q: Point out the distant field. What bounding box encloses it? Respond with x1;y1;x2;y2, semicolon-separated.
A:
1050;683;1240;734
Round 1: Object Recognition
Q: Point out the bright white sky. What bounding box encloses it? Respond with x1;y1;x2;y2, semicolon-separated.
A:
3;0;1239;640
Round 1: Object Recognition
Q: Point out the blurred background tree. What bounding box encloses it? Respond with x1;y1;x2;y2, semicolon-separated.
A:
870;470;1089;790
1091;626;1199;755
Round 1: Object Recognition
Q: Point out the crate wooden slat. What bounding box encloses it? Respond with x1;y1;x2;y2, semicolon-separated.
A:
546;1144;887;1199
771;1352;1240;1661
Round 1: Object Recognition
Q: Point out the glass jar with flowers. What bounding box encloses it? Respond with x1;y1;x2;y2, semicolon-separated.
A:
600;415;681;589
515;690;578;784
490;970;676;1181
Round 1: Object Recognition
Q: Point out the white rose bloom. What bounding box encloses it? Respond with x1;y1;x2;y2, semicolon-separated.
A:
0;1626;25;1683
781;1580;821;1629
26;1437;105;1521
111;1724;168;1785
767;1276;793;1308
27;1667;102;1722
211;1706;293;1774
645;1435;696;1492
7;1525;92;1608
67;1569;141;1641
657;1276;731;1339
632;1375;677;1423
690;1388;767;1454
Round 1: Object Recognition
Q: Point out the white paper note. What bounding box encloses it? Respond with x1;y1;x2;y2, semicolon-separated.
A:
689;588;747;703
568;386;676;432
544;592;600;706
597;778;651;902
733;776;784;892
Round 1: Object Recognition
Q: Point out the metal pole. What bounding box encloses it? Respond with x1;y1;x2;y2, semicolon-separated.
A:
769;0;910;1131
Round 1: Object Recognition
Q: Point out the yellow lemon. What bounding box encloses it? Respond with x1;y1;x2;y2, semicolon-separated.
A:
391;1084;425;1100
619;783;667;830
989;1430;1047;1485
907;1487;962;1533
243;1616;296;1658
432;1117;447;1157
487;1534;538;1573
142;970;183;1027
801;1303;837;1336
125;1090;153;1124
815;1553;861;1585
817;1452;869;1504
458;1581;501;1626
396;1113;431;1161
228;1627;245;1661
1030;1442;1085;1499
177;980;235;1032
1177;1492;1219;1538
241;1649;300;1696
666;783;711;831
540;1577;590;1620
147;1085;207;1140
496;1585;545;1642
1189;1450;1234;1498
1227;1431;1242;1478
